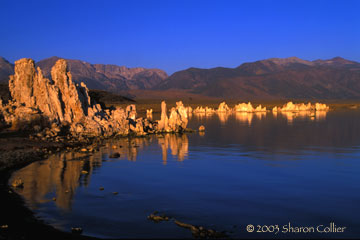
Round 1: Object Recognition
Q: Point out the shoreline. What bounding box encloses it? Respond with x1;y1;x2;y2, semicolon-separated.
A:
0;131;100;240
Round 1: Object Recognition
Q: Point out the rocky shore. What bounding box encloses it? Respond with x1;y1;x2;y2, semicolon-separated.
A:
0;130;100;239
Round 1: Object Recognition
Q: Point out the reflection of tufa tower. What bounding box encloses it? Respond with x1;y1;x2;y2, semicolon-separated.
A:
10;151;102;211
158;134;189;164
10;134;190;212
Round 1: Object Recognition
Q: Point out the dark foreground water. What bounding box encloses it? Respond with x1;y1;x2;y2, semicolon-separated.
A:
10;110;360;239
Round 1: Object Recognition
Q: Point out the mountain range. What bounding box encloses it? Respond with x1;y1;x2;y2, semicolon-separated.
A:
1;56;360;100
36;57;168;91
157;57;360;99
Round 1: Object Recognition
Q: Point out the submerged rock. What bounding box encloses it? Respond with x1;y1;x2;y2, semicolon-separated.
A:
109;152;120;158
147;211;228;238
147;212;170;222
175;220;228;239
71;227;83;235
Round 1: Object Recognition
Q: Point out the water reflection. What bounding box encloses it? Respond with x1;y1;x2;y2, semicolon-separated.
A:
275;111;327;124
235;112;253;125
158;134;189;164
10;134;189;211
316;111;327;121
194;111;327;126
103;137;153;162
217;112;230;124
10;151;102;211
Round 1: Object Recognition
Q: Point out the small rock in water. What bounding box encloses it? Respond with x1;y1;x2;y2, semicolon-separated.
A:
109;152;120;158
71;227;83;234
112;192;118;195
199;125;205;132
99;187;104;191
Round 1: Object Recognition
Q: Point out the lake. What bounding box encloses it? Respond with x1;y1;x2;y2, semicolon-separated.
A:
10;110;360;239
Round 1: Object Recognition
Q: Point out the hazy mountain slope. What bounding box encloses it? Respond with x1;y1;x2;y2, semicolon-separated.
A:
0;57;14;83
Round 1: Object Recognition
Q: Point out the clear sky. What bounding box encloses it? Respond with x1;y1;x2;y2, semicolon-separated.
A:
1;0;359;74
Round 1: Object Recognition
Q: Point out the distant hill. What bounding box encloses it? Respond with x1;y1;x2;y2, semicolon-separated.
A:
157;57;360;99
36;56;168;91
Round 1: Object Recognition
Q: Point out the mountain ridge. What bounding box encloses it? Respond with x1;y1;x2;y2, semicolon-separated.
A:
1;56;360;100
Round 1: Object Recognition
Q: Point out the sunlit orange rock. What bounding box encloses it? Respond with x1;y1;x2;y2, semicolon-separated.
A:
217;101;231;112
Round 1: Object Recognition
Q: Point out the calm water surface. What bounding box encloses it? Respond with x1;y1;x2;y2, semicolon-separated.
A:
10;110;360;238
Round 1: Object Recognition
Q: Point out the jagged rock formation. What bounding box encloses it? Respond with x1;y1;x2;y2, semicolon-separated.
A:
158;101;188;132
234;102;266;112
217;102;231;112
1;58;188;137
193;106;215;114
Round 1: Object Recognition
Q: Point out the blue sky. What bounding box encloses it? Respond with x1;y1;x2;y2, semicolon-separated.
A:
1;0;359;74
